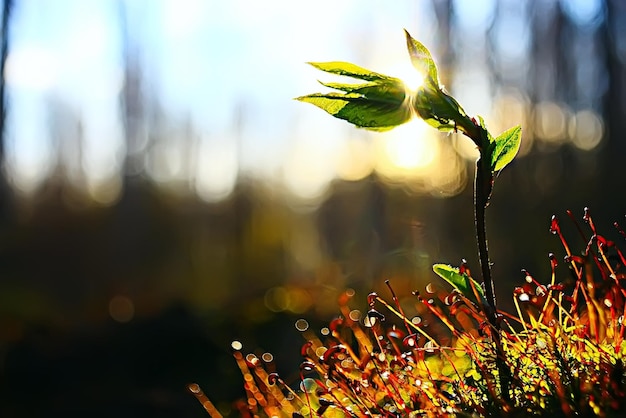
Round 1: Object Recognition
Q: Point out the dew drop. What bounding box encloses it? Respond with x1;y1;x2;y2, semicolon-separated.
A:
340;358;353;369
367;309;385;321
519;293;530;302
604;298;613;308
315;346;327;358
536;285;547;297
411;316;422;325
268;372;280;385
349;309;361;321
548;283;565;292
262;352;274;363
549;253;558;268
246;354;259;367
320;345;346;362
300;377;317;393
300;361;316;372
425;283;435;294
367;292;378;307
295;319;309;332
550;215;560;235
321;327;330;336
403;334;417;347
188;383;201;394
424;340;436;353
459;259;470;275
231;340;243;351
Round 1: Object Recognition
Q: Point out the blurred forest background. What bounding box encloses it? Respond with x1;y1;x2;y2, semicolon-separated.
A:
0;0;625;416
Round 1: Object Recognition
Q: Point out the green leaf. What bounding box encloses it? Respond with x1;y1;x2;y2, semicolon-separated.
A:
432;264;485;306
404;30;438;87
307;61;393;82
318;79;405;104
297;62;412;131
491;125;522;171
412;86;468;132
296;92;412;131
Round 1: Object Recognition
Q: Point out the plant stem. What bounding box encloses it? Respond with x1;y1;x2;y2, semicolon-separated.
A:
473;137;511;403
474;159;497;326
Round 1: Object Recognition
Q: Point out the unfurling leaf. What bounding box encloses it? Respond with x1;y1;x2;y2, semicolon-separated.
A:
296;93;411;131
491;125;522;171
402;31;472;133
295;62;412;131
307;61;393;82
404;30;438;87
433;264;485;307
318;80;405;103
412;88;468;132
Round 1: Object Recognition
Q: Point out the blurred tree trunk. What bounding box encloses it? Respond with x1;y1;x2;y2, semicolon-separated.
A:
117;0;146;181
431;0;453;82
0;0;13;228
602;0;626;155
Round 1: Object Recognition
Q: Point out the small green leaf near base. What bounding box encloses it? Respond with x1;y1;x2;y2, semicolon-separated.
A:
433;264;485;306
491;125;522;172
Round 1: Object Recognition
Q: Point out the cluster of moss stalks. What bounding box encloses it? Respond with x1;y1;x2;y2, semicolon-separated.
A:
191;208;626;417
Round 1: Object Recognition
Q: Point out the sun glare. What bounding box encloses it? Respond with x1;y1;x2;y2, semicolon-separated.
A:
373;119;439;184
384;120;437;170
388;61;425;94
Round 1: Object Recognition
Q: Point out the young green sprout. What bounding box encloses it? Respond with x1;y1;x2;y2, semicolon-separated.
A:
297;30;521;398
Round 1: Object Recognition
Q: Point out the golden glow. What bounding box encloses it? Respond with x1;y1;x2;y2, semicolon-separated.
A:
534;101;568;143
283;134;334;202
86;176;122;206
426;144;467;197
453;134;480;161
492;90;533;157
373;120;467;196
335;136;374;181
386;134;433;169
569;109;603;151
376;120;438;175
264;286;313;314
